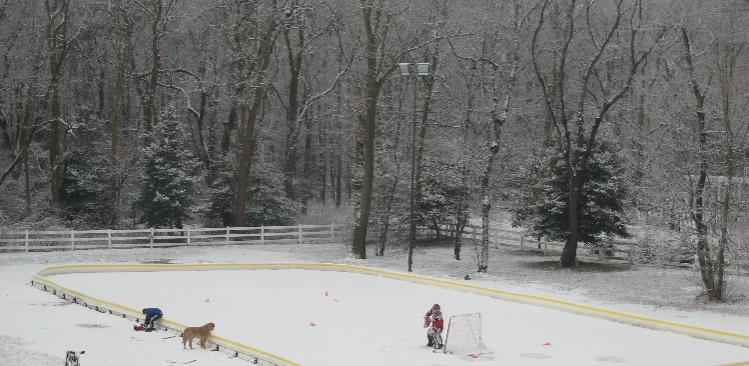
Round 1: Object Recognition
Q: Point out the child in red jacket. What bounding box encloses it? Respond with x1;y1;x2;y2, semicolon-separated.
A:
423;304;444;349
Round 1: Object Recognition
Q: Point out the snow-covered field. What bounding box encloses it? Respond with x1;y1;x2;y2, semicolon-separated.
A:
2;243;749;365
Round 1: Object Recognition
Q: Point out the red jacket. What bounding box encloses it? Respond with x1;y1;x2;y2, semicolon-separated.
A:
424;310;444;330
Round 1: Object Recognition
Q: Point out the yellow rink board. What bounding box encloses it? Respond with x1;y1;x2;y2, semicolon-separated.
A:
33;262;749;366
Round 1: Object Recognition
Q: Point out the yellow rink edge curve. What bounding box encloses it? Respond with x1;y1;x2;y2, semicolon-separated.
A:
33;262;749;366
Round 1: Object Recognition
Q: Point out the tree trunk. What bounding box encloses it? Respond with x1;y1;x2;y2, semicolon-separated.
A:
335;153;342;207
282;28;303;201
351;1;385;260
681;27;718;298
231;85;269;227
143;0;164;134
476;2;521;272
319;119;327;205
376;178;398;257
377;82;407;257
283;113;299;201
713;12;740;300
477;161;493;272
24;142;30;215
49;74;63;215
45;0;69;217
22;88;32;216
230;16;276;227
346;162;352;199
110;52;125;226
223;101;237;153
97;69;105;119
716;151;731;301
560;173;581;267
301;115;313;214
351;86;377;258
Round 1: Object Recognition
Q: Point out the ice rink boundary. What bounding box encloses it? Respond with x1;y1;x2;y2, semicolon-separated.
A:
33;262;749;365
31;264;302;366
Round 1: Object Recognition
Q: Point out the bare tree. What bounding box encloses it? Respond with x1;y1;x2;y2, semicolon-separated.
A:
229;1;283;226
138;0;177;134
45;0;71;216
351;0;432;259
278;1;348;204
531;0;663;267
678;0;747;300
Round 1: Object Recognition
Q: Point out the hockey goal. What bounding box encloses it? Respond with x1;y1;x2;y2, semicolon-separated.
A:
443;313;488;355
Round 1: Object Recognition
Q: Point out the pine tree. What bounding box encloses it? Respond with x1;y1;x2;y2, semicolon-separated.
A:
418;168;471;237
61;117;112;228
136;109;198;228
516;143;629;249
206;161;300;227
245;162;301;226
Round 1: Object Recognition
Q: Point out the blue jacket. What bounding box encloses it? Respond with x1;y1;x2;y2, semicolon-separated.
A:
143;308;163;322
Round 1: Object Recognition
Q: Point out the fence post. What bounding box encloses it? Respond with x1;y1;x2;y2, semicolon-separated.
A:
520;234;524;252
260;226;265;244
24;229;29;252
543;239;547;256
225;227;230;244
149;228;154;248
331;222;335;241
597;243;604;260
187;227;191;245
298;225;303;244
107;229;112;249
71;230;75;251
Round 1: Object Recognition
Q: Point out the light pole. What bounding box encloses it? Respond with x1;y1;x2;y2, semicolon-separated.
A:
399;63;430;272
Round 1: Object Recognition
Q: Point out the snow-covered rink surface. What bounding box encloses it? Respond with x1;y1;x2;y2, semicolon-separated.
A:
4;244;749;366
50;268;749;366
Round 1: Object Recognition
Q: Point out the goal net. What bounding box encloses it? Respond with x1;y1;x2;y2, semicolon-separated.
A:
443;313;488;355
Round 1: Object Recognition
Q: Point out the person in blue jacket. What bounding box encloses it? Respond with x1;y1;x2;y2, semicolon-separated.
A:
142;307;163;332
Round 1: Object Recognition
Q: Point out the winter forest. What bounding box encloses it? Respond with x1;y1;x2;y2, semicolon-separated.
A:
1;0;748;301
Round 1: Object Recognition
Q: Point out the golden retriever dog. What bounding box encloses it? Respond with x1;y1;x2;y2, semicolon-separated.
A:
181;322;215;349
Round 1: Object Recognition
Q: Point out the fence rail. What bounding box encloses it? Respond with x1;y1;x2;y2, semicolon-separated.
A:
437;224;637;263
0;224;338;252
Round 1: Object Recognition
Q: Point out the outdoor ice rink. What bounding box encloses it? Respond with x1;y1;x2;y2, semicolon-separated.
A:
49;268;749;366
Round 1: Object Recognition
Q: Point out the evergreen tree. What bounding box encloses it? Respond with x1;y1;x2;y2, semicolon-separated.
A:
514;143;629;247
206;161;300;227
136;109;198;228
418;168;471;236
245;162;301;226
205;157;235;227
61;117;112;228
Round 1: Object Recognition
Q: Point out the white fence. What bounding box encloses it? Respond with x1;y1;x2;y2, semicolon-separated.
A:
438;224;637;262
0;224;338;252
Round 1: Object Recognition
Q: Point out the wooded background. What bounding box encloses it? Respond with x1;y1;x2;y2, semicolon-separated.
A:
1;0;747;297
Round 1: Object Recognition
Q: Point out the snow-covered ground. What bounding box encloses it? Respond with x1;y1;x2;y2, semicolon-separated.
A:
2;242;749;365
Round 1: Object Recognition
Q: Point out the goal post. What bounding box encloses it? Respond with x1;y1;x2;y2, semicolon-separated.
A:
443;313;488;355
